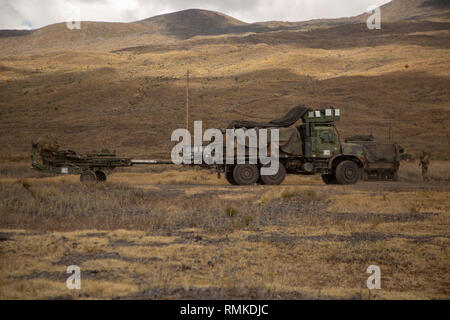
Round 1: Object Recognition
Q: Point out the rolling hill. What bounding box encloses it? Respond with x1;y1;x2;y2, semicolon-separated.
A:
137;9;249;38
360;0;450;21
0;0;449;160
2;0;448;54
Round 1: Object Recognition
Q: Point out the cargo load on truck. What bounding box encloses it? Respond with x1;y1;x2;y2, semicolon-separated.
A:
227;106;309;129
234;127;303;157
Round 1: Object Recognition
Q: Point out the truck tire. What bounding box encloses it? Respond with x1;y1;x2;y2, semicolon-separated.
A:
225;170;238;185
261;163;286;185
233;164;259;186
335;160;360;185
95;170;107;182
80;170;97;184
321;174;337;185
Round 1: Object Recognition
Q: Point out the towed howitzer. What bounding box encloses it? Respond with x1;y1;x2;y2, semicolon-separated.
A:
31;139;171;183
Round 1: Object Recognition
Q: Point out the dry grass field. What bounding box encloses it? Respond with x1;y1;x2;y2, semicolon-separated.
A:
0;161;449;299
0;0;449;300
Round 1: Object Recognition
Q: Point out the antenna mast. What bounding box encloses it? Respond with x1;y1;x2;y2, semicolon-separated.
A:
186;69;190;132
388;119;392;143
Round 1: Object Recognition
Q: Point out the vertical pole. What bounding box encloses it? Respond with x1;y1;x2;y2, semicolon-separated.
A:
388;119;392;143
389;119;394;143
186;69;190;132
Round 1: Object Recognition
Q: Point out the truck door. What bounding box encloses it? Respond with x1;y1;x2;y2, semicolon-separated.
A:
312;126;339;158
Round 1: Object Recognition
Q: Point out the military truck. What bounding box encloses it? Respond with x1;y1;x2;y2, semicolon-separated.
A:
219;106;366;186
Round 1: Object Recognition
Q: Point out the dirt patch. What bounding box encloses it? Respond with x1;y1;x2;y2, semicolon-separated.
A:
247;231;449;246
11;269;115;282
327;211;440;223
55;253;161;266
125;285;317;300
0;232;15;242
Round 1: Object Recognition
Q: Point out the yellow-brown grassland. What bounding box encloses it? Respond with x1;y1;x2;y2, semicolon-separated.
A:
0;0;449;299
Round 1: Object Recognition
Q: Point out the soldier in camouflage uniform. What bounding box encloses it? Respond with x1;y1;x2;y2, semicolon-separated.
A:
419;151;430;182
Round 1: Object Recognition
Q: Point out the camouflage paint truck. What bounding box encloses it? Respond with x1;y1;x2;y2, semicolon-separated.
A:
220;106;366;185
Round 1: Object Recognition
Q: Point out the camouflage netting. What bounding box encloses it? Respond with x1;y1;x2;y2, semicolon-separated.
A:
227;106;309;129
274;127;303;156
32;138;60;153
234;127;303;156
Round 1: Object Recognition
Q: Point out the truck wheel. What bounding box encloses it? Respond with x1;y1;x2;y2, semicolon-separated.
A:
321;174;337;185
95;170;107;182
225;170;238;185
80;170;97;184
261;163;286;185
233;164;259;186
335;160;360;185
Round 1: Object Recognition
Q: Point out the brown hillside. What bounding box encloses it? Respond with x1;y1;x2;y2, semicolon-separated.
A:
352;0;450;22
138;9;249;39
0;1;449;160
0;22;177;56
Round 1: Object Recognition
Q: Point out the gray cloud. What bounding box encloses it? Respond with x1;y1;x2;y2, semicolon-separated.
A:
0;0;392;29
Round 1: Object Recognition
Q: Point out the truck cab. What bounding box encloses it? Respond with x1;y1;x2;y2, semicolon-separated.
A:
297;109;365;185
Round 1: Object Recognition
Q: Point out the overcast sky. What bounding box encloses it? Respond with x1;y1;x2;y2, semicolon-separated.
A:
0;0;392;30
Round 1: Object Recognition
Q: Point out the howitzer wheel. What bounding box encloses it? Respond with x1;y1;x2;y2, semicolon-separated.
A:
80;170;97;184
233;164;259;186
260;163;286;185
95;170;107;182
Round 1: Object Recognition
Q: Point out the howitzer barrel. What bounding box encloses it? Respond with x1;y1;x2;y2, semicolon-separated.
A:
131;160;174;165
